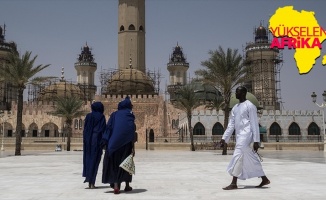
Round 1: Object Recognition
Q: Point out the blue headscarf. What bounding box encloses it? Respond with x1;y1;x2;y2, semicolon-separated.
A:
83;102;105;143
105;97;135;155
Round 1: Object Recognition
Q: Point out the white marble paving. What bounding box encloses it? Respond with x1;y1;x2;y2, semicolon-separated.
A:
0;149;325;200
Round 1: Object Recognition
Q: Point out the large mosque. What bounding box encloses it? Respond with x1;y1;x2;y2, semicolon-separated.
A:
0;0;324;151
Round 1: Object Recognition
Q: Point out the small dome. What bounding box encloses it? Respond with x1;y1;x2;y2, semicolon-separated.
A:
255;25;268;43
38;81;83;101
107;69;155;94
169;43;187;63
256;26;267;36
229;92;259;109
77;43;95;63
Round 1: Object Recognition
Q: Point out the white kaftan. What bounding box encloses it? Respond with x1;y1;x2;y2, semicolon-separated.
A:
222;100;265;180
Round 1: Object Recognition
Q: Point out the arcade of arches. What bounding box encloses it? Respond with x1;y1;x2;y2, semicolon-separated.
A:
191;121;321;136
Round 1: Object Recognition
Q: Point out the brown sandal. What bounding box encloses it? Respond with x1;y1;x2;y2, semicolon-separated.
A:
255;180;270;188
223;184;238;190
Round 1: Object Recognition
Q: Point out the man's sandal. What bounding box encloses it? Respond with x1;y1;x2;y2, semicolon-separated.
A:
223;184;238;190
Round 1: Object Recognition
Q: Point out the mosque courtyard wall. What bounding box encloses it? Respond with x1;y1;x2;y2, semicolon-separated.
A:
0;95;324;151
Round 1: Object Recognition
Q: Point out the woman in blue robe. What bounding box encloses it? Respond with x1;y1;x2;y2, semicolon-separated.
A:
102;96;135;194
82;101;106;189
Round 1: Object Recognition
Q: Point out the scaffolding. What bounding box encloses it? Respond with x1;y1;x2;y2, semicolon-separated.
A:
27;78;92;102
243;24;283;110
98;68;161;96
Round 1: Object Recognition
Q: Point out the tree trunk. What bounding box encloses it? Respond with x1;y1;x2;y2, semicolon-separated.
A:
188;115;195;151
67;124;72;151
222;101;230;155
15;88;24;156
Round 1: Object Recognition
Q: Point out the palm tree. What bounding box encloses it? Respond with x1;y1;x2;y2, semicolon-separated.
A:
173;84;201;151
195;46;249;154
205;89;224;111
50;96;85;151
0;51;51;156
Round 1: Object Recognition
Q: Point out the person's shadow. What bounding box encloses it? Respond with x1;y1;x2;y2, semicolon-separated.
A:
240;185;270;189
104;189;147;194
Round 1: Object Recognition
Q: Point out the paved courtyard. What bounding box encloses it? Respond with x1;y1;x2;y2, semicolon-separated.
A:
0;149;325;200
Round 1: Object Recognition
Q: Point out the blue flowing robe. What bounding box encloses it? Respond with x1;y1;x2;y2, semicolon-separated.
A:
102;97;135;184
82;102;106;185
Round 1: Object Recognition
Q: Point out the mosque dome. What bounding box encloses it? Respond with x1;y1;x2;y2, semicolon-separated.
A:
229;92;260;109
107;69;155;95
38;81;83;101
189;81;222;102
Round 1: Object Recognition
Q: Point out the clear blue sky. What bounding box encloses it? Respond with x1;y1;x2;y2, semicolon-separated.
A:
1;0;325;110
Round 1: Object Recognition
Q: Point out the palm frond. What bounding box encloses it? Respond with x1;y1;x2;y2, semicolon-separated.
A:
173;84;201;113
49;96;85;121
30;76;58;85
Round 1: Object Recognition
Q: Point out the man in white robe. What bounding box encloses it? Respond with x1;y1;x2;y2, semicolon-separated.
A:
220;86;270;190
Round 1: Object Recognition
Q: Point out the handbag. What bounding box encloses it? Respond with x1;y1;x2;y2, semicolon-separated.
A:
119;154;135;175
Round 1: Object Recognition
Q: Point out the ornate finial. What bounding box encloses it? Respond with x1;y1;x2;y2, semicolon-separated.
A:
61;67;64;81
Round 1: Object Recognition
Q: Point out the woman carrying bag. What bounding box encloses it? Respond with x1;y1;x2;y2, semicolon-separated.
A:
101;96;136;194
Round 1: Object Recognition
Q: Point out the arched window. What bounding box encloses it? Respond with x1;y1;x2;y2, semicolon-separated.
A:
193;122;205;135
269;122;281;135
74;119;78;129
172;119;176;129
128;24;135;30
139;25;144;31
212;122;224;135
308;122;320;135
289;122;301;135
120;25;124;31
79;119;83;129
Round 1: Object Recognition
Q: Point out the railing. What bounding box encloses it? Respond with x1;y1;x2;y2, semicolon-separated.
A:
0;135;323;144
266;135;324;143
154;135;235;143
1;137;83;144
154;135;324;143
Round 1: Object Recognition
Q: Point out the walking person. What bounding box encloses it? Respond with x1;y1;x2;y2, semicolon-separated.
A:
82;101;107;189
219;86;270;190
102;96;136;194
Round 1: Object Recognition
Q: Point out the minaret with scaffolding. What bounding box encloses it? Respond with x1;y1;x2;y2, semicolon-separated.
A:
0;24;18;111
244;24;283;110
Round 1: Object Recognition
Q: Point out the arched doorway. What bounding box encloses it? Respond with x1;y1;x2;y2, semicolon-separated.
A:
28;122;39;137
269;122;282;142
289;122;301;142
41;122;59;137
193;122;205;135
212;122;224;135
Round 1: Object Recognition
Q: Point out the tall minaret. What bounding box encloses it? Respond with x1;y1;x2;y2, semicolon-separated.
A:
118;0;145;72
244;24;283;110
74;43;97;101
167;43;189;100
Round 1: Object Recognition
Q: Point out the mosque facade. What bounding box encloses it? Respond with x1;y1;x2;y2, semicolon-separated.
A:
0;0;324;150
